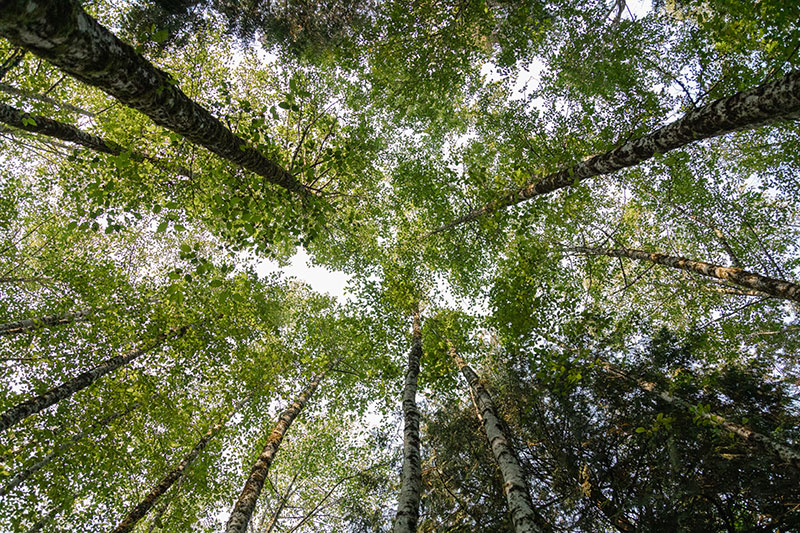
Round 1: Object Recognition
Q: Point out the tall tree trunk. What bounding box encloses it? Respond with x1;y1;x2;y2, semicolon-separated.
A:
112;398;247;533
0;82;95;116
225;373;325;533
598;358;800;472
430;70;800;235
0;276;52;284
0;1;305;195
0;325;187;433
0;101;191;177
447;341;549;533
567;246;800;303
0;307;96;337
0;402;138;497
392;308;423;533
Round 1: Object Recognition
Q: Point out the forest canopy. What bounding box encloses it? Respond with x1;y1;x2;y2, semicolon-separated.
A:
1;0;799;531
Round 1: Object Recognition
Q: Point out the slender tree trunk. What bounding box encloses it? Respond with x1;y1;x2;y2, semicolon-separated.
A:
392;308;423;533
567;246;800;303
429;70;800;235
447;341;548;533
112;398;247;533
598;359;800;472
225;373;325;533
0;307;95;337
0;1;305;195
0;325;186;433
0;402;138;497
0;276;52;284
0;101;191;178
585;479;636;533
0;82;95;116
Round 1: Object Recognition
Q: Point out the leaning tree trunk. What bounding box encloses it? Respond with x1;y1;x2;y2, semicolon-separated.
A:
112;397;248;533
0;306;96;337
0;1;305;195
430;70;800;235
0;82;95;116
0;325;187;432
447;341;549;533
568;246;800;303
598;358;800;472
392;309;423;533
0;102;192;178
225;373;326;533
0;403;138;497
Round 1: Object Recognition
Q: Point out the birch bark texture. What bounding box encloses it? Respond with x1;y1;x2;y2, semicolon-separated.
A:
0;0;305;195
225;373;324;533
430;70;800;234
112;398;247;533
392;309;424;533
568;246;800;303
0;325;186;432
0;101;192;177
0;307;95;336
447;341;548;533
599;359;800;472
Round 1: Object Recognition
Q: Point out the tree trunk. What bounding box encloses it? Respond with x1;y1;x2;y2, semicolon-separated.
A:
392;308;423;533
0;276;52;284
598;358;800;472
447;341;549;533
430;70;800;235
0;402;138;497
0;307;95;337
0;1;305;195
0;82;95;116
0;325;186;433
225;374;325;533
568;246;800;303
0;101;192;178
112;398;247;533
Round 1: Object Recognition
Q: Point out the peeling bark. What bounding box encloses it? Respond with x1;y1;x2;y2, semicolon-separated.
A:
568;246;800;303
0;325;187;433
0;403;138;497
430;70;800;235
0;101;191;177
392;309;423;533
448;341;549;533
0;307;95;337
112;398;246;533
0;1;305;194
0;82;94;116
225;374;325;533
599;359;800;472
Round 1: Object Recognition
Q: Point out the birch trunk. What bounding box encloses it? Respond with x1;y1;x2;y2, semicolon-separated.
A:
0;403;138;497
568;246;800;303
0;1;304;195
225;374;325;533
0;101;191;178
0;325;186;432
430;70;800;235
112;398;246;533
0;82;95;116
0;307;95;336
448;341;548;533
392;309;423;533
598;359;800;472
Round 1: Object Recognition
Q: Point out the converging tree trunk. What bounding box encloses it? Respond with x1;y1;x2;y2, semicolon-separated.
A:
0;1;305;195
568;246;800;303
598;359;800;472
0;325;187;432
393;308;423;533
0;101;192;178
225;372;326;533
0;306;96;337
447;341;549;533
112;397;247;533
0;82;95;116
0;403;138;497
430;70;800;234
